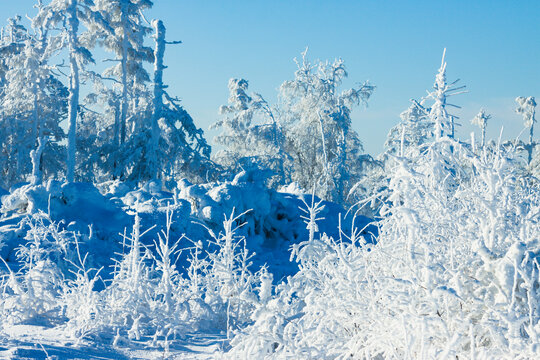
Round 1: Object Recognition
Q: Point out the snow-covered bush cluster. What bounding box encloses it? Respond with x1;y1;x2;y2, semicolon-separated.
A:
0;175;357;352
0;203;267;347
224;55;540;359
227;138;540;359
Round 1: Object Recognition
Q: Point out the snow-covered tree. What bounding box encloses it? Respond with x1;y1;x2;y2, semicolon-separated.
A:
0;17;32;187
471;108;491;150
357;99;432;218
93;0;154;147
0;16;29;86
154;92;214;184
384;99;433;157
148;18;165;181
515;96;537;164
279;50;374;203
124;19;212;184
212;78;287;185
33;0;108;183
143;19;212;183
428;49;466;140
0;15;67;188
213;51;374;204
4;41;67;185
75;102;114;182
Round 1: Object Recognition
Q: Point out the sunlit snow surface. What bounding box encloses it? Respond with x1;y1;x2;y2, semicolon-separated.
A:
0;324;224;359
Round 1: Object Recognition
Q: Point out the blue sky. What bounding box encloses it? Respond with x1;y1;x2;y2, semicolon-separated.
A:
4;0;540;154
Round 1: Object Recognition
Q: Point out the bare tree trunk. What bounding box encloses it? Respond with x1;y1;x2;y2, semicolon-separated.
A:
150;19;166;180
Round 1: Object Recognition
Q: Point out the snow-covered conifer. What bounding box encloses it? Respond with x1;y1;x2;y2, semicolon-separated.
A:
515;96;537;164
428;49;466;140
148;19;166;181
123;18;212;183
385;99;433;157
471;108;491;150
94;0;154;146
0;17;66;188
33;0;107;183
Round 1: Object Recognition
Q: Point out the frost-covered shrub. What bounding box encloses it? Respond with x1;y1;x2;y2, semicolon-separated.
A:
100;212;159;341
55;206;266;348
201;210;261;338
61;248;104;342
227;138;540;359
0;213;73;326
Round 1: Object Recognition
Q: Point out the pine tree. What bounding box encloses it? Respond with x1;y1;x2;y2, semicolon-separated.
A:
130;18;212;183
384;99;433;157
148;19;166;181
0;16;32;187
515;96;537;164
428;49;466;141
94;0;154;145
0;15;67;188
471;109;491;150
33;0;106;183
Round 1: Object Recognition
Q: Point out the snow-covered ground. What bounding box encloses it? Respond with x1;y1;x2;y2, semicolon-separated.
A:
0;324;224;359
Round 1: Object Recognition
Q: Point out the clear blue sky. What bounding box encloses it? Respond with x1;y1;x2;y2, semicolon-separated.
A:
3;0;540;154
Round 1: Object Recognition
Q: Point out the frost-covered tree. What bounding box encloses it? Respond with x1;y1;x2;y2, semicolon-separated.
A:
75;103;114;182
428;49;466;140
0;16;29;86
515;96;537;164
213;51;374;204
279;50;374;203
0;17;32;187
3;41;67;186
0;15;67;188
154;93;214;184
384;99;433;157
357;100;432;218
212;78;287;185
143;19;212;183
148;18;166;181
33;0;107;183
93;0;154;147
471;108;491;150
123;19;212;184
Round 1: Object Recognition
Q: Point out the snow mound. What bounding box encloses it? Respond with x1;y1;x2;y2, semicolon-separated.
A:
0;175;373;282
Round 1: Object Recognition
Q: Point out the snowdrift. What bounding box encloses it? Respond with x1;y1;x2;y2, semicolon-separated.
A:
0;173;372;281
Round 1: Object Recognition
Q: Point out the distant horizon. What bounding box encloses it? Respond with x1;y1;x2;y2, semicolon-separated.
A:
3;0;539;155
